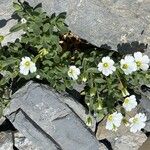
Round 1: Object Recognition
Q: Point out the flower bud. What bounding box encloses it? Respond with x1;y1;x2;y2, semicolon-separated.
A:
86;116;92;127
121;88;129;97
0;35;4;43
90;87;97;97
36;75;40;79
82;77;87;82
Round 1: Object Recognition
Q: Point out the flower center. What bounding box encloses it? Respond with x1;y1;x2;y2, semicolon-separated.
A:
122;64;128;69
133;118;139;124
124;98;129;104
103;63;109;68
136;61;141;67
69;69;76;77
25;61;30;67
108;115;113;121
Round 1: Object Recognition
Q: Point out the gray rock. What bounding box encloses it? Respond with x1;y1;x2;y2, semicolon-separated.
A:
139;95;150;132
14;132;39;150
4;81;102;150
0;132;13;150
139;137;150;150
1;0;150;51
114;131;147;150
60;92;96;131
0;0;23;45
0;130;39;150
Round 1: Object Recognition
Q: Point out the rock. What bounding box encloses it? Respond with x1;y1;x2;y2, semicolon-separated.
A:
4;81;103;150
139;137;150;150
0;0;23;45
1;0;150;51
0;131;13;150
61;92;96;131
139;95;150;132
0;130;40;150
14;132;39;150
114;131;147;150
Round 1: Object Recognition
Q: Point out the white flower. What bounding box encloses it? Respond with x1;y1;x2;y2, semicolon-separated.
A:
20;57;37;75
98;56;116;76
120;55;137;75
123;95;137;111
134;52;150;71
68;66;80;80
129;113;147;133
21;18;27;24
106;112;123;131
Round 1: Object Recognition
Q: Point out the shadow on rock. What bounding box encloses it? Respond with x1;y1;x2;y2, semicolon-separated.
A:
117;41;147;55
0;13;20;29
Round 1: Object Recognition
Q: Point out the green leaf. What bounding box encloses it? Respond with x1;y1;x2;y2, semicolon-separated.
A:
57;12;67;20
94;78;106;84
54;55;60;63
87;68;99;73
56;20;68;34
61;51;70;59
42;60;53;66
43;23;50;32
10;23;24;32
13;2;22;11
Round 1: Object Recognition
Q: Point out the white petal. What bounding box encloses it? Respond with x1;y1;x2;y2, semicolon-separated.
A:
102;56;110;62
76;68;80;75
134;52;142;60
125;55;134;62
110;66;116;71
106;121;113;130
141;64;149;71
30;63;37;73
102;69;110;76
98;63;103;71
72;74;78;80
142;55;150;64
130;126;138;133
20;67;29;75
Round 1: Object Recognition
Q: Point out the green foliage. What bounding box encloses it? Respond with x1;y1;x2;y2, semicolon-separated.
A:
0;1;149;121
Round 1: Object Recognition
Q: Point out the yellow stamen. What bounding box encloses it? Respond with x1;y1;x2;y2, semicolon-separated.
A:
25;61;30;67
108;115;113;121
124;98;129;104
122;64;128;69
103;63;109;68
136;61;141;67
133;118;138;124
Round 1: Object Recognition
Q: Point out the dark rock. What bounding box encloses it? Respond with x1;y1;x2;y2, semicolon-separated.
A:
4;81;102;150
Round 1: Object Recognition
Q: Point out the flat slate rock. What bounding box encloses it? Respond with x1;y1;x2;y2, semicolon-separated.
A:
1;0;150;53
4;81;102;150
